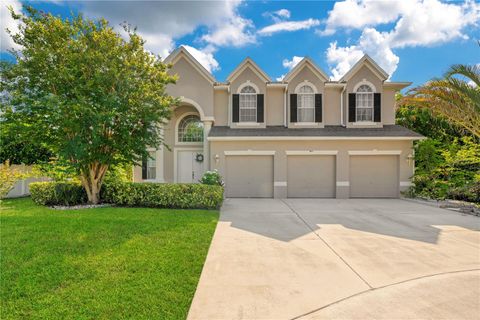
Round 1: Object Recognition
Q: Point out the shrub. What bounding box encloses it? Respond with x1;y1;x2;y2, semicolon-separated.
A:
31;181;224;209
102;182;223;209
30;181;87;206
199;170;224;186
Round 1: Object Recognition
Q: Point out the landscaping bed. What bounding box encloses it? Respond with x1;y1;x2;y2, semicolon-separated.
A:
29;181;224;209
0;197;219;319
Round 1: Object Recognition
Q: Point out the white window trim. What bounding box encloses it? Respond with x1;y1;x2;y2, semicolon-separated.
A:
143;147;164;182
295;81;317;123
294;81;318;94
175;112;204;146
353;79;377;92
235;122;261;126
237;81;260;94
293;122;318;126
238;82;258;123
351;121;376;126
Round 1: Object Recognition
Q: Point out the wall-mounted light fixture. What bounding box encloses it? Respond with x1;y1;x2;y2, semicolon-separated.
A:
214;154;220;164
407;153;414;166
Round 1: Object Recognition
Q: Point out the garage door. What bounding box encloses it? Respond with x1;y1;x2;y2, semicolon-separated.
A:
287;155;336;198
225;155;273;198
350;155;399;198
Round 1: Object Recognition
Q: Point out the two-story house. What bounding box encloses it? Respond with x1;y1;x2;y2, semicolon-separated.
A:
133;46;423;199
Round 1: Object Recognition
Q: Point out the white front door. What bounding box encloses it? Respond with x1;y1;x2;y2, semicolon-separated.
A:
177;150;204;183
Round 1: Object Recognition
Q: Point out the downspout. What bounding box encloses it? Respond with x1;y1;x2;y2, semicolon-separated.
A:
340;84;346;127
227;84;231;126
284;85;287;127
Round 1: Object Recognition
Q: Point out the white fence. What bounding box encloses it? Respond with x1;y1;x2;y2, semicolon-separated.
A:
6;176;49;198
3;165;49;198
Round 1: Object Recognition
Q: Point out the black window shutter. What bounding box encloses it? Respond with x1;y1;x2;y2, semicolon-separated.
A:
348;93;356;122
290;94;297;123
315;94;322;123
232;94;239;123
374;93;381;122
256;94;264;123
142;157;147;179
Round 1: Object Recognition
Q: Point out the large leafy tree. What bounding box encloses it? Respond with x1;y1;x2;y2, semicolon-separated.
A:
399;64;480;137
1;7;177;203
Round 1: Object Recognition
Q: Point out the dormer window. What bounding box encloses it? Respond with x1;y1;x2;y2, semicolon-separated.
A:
355;84;374;122
297;85;315;122
239;85;257;122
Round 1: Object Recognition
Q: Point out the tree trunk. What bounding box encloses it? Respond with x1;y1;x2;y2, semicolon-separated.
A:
80;162;108;204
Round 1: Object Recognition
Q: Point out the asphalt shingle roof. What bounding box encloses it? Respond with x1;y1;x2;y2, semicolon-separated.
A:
209;125;423;138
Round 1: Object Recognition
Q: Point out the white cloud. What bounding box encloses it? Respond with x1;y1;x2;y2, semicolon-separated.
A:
200;15;256;47
322;0;406;35
263;9;291;23
282;56;304;70
387;0;480;48
258;18;320;36
326;42;365;80
323;0;480;79
1;0;22;52
276;74;286;81
275;9;291;19
181;45;219;73
82;0;253;57
326;28;399;80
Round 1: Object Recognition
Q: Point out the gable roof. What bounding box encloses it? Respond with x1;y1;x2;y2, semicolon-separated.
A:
227;57;271;83
163;46;216;85
339;54;389;82
283;57;329;82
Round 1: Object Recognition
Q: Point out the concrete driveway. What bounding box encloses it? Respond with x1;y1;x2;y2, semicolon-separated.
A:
188;199;480;320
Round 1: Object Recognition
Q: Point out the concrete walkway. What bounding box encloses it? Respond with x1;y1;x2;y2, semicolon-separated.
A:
188;199;480;320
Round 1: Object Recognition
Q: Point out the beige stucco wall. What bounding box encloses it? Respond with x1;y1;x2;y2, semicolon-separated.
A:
382;87;397;125
266;87;284;126
210;139;414;198
324;86;342;125
167;57;214;118
214;89;229;126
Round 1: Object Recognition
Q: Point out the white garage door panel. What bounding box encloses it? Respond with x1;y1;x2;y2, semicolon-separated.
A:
225;156;273;198
287;155;336;198
350;155;399;198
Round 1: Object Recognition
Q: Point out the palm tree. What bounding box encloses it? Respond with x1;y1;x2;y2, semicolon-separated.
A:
400;64;480;138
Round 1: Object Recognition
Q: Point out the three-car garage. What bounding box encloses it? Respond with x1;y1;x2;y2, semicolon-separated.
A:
223;151;402;199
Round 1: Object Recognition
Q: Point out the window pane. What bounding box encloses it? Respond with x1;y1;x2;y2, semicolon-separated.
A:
147;151;156;180
178;115;204;142
239;93;257;122
298;108;314;122
297;92;315;122
356;91;373;122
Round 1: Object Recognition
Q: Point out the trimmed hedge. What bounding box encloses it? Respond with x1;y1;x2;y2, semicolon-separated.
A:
30;181;87;206
30;181;224;209
102;182;224;209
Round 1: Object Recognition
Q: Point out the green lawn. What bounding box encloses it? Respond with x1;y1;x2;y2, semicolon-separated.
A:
0;198;219;320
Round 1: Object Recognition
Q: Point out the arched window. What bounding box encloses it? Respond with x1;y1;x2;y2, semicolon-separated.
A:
239;85;257;122
297;85;315;122
356;84;374;122
177;114;204;143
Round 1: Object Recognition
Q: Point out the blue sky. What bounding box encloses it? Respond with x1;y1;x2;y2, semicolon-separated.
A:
1;0;479;87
